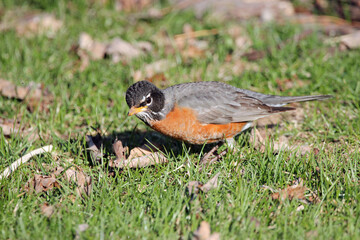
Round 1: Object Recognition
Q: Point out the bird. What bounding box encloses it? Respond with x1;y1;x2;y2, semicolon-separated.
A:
125;80;332;146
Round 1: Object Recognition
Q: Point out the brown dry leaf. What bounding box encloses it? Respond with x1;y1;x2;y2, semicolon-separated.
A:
193;221;220;240
173;24;213;60
200;173;220;193
250;108;311;155
242;49;266;61
271;178;319;204
109;140;168;168
106;37;144;63
276;78;309;91
271;181;306;201
288;14;357;36
217;60;259;81
0;118;38;140
338;30;360;49
250;128;311;155
146;73;168;88
78;32;106;60
132;59;175;83
23;174;60;194
188;173;221;196
131;7;164;20
115;0;154;12
188;181;201;195
23;164;91;197
64;168;92;197
306;230;319;238
40;203;55;218
0;79;53;112
75;33;152;70
113;140;127;161
182;0;294;21
128;142;161;160
227;25;253;55
77;223;89;232
110;151;168;168
15;13;62;37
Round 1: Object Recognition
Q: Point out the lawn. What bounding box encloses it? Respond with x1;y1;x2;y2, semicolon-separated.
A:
0;1;359;239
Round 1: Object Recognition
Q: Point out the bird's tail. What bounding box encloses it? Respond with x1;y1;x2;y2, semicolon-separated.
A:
262;95;333;107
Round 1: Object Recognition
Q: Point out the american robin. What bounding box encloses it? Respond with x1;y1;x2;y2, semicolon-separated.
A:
126;81;331;145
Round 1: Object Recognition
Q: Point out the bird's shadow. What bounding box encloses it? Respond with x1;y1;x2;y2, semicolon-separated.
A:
85;128;244;167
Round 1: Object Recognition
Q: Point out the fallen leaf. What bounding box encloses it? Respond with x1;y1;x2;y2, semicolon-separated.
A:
271;178;318;204
76;223;89;233
187;173;221;196
134;41;153;53
109;140;167;168
193;221;220;240
64;168;92;197
40;203;55;218
296;205;305;211
0;79;53;112
0;118;38;140
24;174;60;194
110;151;168;168
115;0;154;12
113;140;128;161
250;217;261;229
22;163;91;198
288;14;357;36
182;0;294;20
173;24;214;60
276;78;309;91
338;30;360;49
78;32;106;60
250;108;311;155
188;181;201;195
242;49;266;61
14;13;62;37
75;33;152;70
199;173;220;193
128;142;161;160
106;37;144;63
306;230;318;238
133;59;175;83
217;60;259;81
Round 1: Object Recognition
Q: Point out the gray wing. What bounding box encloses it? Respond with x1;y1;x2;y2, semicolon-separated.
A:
165;82;293;124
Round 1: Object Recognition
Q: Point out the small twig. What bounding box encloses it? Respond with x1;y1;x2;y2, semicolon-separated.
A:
0;145;53;181
174;29;219;40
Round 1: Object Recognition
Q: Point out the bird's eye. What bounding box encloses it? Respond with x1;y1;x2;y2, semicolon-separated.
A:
146;97;152;105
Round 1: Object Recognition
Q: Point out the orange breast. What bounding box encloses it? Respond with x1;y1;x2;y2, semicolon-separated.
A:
150;106;247;144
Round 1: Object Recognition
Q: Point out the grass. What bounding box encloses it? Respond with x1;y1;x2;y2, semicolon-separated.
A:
1;1;360;239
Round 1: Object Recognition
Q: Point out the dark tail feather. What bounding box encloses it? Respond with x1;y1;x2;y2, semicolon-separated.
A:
262;95;333;107
270;106;296;113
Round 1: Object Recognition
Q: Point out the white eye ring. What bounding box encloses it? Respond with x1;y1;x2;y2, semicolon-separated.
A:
146;96;152;105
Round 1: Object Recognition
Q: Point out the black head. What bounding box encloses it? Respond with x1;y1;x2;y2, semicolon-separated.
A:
125;81;165;121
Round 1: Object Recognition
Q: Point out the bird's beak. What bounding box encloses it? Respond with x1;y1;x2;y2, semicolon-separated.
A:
128;106;147;116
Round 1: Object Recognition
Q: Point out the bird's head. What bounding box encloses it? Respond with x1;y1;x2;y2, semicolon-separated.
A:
125;80;165;122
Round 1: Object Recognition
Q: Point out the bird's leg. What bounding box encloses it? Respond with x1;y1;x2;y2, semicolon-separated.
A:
225;138;237;151
199;144;228;170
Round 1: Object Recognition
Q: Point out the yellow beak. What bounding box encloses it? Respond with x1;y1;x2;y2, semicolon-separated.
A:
128;106;147;116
